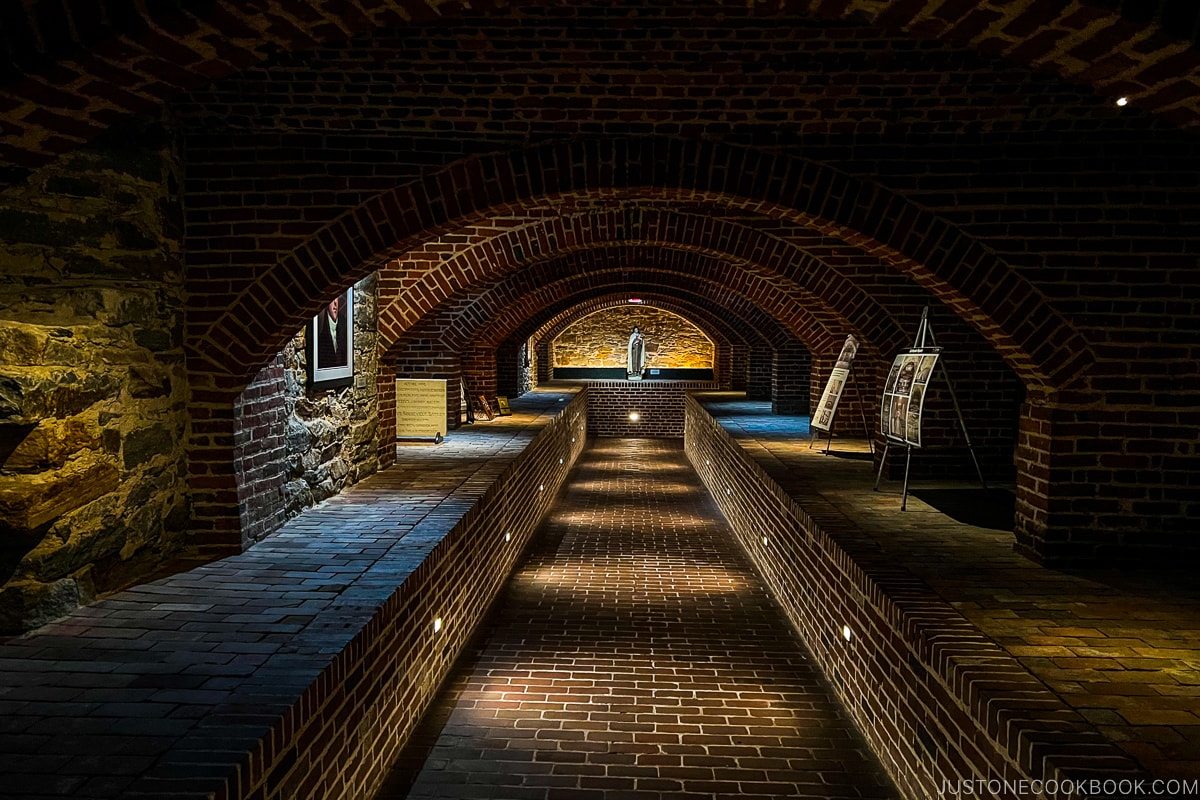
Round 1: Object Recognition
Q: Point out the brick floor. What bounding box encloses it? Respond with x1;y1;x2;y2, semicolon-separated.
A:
698;393;1200;783
375;438;897;800
0;388;579;799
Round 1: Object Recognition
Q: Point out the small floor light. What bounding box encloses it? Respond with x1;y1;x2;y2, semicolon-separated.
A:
434;617;443;634
1116;96;1128;107
629;411;640;422
842;625;853;642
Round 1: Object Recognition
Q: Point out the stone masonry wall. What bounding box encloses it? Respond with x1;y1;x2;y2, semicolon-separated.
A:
553;306;713;370
234;275;380;547
0;119;189;633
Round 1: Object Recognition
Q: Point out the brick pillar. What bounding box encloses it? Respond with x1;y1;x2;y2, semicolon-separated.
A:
772;342;811;415
496;340;522;398
731;343;749;392
377;363;396;469
463;345;497;402
1013;394;1200;566
714;340;732;389
186;374;246;557
232;355;288;547
746;345;772;401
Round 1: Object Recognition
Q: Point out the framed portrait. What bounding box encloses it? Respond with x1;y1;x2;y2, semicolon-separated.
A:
308;287;354;389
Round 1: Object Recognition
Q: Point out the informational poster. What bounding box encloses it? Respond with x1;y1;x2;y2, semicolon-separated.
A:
395;379;448;439
812;335;859;432
880;349;940;447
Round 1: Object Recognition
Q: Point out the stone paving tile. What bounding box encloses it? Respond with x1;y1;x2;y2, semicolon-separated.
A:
0;388;578;799
376;438;897;800
699;393;1200;781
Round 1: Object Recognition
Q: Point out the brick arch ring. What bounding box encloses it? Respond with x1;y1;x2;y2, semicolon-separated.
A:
380;249;847;363
525;293;749;382
373;206;892;360
392;277;765;370
386;273;797;402
195;139;1092;398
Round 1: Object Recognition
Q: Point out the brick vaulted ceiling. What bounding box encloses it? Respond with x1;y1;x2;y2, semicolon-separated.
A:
1;0;1200;179
4;1;1199;403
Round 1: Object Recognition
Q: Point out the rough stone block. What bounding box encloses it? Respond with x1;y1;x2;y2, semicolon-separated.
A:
0;456;119;532
0;366;120;422
0;577;79;633
4;418;100;472
122;424;174;470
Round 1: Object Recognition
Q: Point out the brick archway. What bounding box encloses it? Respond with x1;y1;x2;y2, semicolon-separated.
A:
381;248;853;360
192;139;1083;391
527;293;739;385
372;212;896;360
379;272;803;451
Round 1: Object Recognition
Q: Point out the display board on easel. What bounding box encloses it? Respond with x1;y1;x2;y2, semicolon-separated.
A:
810;335;873;455
874;307;987;510
880;350;940;448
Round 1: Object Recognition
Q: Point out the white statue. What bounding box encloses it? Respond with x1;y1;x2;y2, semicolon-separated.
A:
627;326;646;380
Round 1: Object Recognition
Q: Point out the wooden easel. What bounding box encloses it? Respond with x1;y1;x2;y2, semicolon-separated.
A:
460;377;474;424
873;307;987;510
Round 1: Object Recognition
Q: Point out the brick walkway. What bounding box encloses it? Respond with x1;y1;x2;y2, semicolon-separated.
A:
0;388;578;799
375;438;897;800
700;394;1200;783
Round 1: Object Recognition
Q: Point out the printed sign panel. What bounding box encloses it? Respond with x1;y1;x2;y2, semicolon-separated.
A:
811;335;859;432
395;379;448;439
880;349;939;447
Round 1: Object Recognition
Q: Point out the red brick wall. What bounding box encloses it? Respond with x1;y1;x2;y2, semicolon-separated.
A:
147;3;1200;563
771;342;813;416
232;355;287;547
684;397;1143;799
586;382;717;438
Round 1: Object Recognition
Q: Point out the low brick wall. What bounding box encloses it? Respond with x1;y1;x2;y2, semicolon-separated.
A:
258;393;589;799
0;391;588;800
585;380;716;437
683;396;1142;800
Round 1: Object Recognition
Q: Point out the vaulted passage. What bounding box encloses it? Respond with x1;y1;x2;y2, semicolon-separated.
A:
4;1;1200;796
376;438;895;800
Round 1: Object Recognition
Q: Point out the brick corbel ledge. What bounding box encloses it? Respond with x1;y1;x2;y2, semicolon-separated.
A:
683;396;1142;800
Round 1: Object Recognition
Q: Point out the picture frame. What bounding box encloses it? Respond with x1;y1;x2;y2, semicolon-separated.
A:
308;286;354;389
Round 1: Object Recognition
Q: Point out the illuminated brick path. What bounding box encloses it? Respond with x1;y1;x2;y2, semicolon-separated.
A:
376;438;896;800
